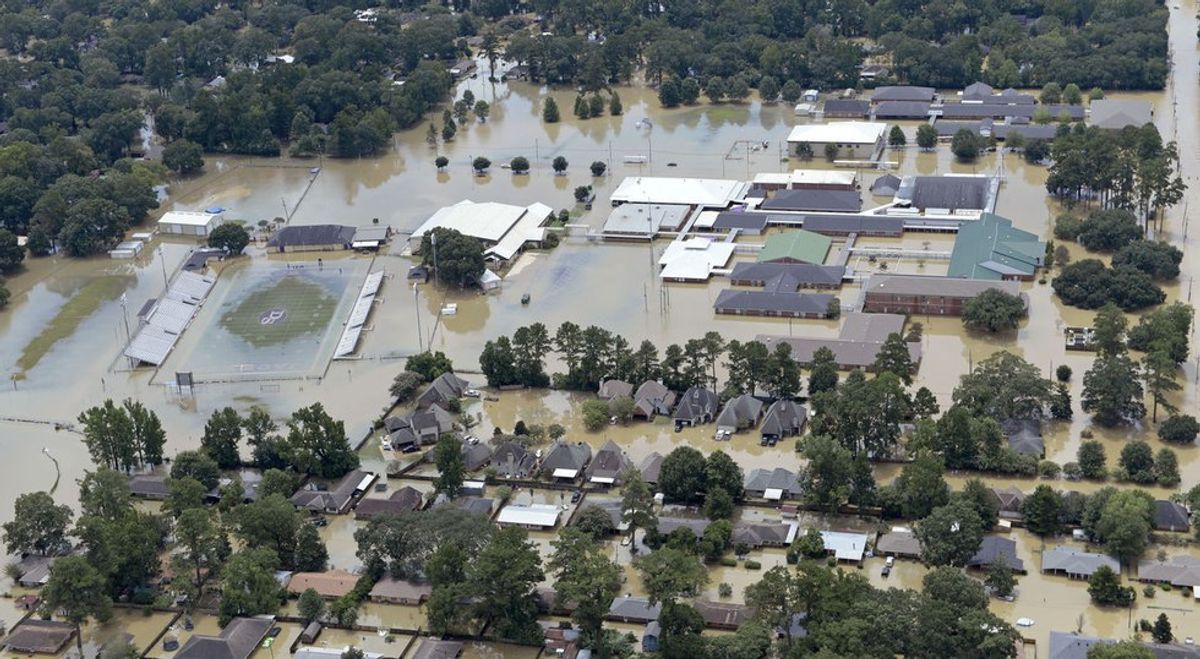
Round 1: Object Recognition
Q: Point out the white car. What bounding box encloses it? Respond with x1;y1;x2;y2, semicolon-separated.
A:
1016;618;1035;628
464;389;481;398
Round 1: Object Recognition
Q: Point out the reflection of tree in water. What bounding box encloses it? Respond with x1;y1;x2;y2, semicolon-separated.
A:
218;274;337;348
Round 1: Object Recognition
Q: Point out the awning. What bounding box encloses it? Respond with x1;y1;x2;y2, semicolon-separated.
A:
590;476;616;485
763;488;784;501
552;468;579;479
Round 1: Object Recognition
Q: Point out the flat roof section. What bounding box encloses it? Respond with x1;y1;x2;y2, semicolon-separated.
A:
659;237;736;281
159;210;221;227
603;203;690;236
864;273;1021;298
411;200;550;245
611;177;748;207
712;211;770;232
787;121;888;145
759;189;862;213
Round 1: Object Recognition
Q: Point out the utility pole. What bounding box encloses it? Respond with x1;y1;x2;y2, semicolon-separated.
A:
413;284;424;353
158;246;169;288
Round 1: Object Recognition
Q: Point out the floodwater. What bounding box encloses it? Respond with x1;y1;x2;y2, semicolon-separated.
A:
0;0;1199;652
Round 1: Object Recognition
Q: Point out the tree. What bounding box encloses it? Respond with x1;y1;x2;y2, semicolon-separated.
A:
39;556;112;653
0;229;25;274
895;455;949;519
1020;484;1062;536
758;76;779;102
1082;353;1145;426
916;123;938;150
1113;241;1183;280
1088;565;1135;606
872;333;914;383
1153;447;1179;487
162;139;205;174
1078;210;1142;252
620;469;656;548
285;403;359;478
1118;440;1155;483
956;478;999;533
390;371;424;403
78;468;132;521
548;528;621;640
659;446;707;503
421;227;485;289
1152;613;1173;644
951;128;982;160
1078;441;1108;480
473;100;490;122
472;156;490;173
634;546;708;605
1089;642;1154;659
800;435;852;511
916;500;984;567
543;97;560;122
985;557;1015;597
77;400;135;472
952;351;1052;421
170;450;220;490
1040;83;1062;104
406;351;454;381
912;387;939;419
435;156;449;170
1095;490;1153;565
299;588;325;623
962;289;1026;332
208;223;249;254
202;407;243;468
609;92;623;115
468;526;544;642
1051;382;1073;420
294;523;328;572
824;143;839;161
590;161;607;177
218;548;283;625
231;494;304;568
433;434;465;497
705;451;743;502
173;508;226;594
510;156;530;174
166;477;208;517
1143;348;1180;422
572;505;615;539
888;125;906;147
552;156;568;174
1158;414;1199;444
808;347;839;395
3;491;73;555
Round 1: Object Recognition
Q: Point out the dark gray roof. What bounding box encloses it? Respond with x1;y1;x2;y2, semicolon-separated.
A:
607;595;662;622
873;101;932;119
716;394;765;430
128;474;170;499
870;174;902;196
993;123;1058;141
714;290;833;316
598;379;634;399
455;496;494;516
760;189;862;213
899;176;991;212
176;617;274;659
640;452;664;485
354;487;423;519
658;516;712;536
940;103;1082;121
730;262;846;288
732;522;793;547
990;486;1025;514
968;536;1025;572
1001;418;1043;456
693;600;752;629
1042;546;1119;577
935;120;990;137
416;373;470;409
865;273;1020;299
712;212;771;232
586;440;632;482
1047;632;1200;659
871;86;935;102
5;620;76;654
493;442;536;478
541;441;592;474
1153;500;1190;532
290;469;370;513
411;639;465;659
745;467;802;497
1089;99;1154;130
962;82;994;98
876;530;922;557
266;224;355;248
788;213;905;236
760;400;806;438
822;99;870;116
673;387;720;422
461;442;492;471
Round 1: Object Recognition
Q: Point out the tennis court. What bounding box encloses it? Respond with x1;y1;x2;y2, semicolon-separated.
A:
166;259;369;380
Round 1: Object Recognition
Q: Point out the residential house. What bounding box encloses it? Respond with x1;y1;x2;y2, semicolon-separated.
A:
175;617;275;659
693;601;753;631
673;386;720;428
354;486;424;520
586;439;633;485
633;381;676;419
290;470;375;514
1154;500;1191;532
607;595;662;623
1042;547;1119;579
732;522;797;548
640;452;664;487
287;570;359;599
820;531;868;563
410;639;465;659
493;442;536;478
1137;556;1200;596
875;529;922;559
13;555;54;588
4;620;77;655
369;576;433;605
295;648;382;659
990;486;1026;522
384;404;456;452
715;394;765;435
496;503;561;529
1047;631;1200;659
541;441;592;480
657;516;713;538
461;442;492;471
967;536;1025;573
416;373;470;409
1001;418;1044;457
745;467;803;500
760;400;807;444
598;380;634;400
128;474;170;499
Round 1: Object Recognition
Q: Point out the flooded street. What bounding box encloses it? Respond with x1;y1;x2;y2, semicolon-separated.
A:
1;2;1199;654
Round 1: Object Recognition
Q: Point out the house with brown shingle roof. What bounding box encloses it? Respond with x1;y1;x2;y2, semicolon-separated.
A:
354;486;423;520
175;616;275;659
369;576;433;605
287;569;359;599
4;620;76;655
585;440;632;485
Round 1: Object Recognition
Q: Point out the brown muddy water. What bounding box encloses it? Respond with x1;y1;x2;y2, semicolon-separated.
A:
1;0;1200;652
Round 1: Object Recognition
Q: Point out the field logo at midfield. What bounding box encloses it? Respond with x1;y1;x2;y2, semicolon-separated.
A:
259;308;288;325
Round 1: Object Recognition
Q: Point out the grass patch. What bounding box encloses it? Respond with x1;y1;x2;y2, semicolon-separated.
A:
17;275;132;374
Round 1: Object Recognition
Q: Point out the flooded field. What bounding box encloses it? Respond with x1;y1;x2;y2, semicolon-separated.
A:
0;0;1199;653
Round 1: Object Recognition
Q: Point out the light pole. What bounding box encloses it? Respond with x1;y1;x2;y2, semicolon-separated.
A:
413;284;424;353
158;246;169;288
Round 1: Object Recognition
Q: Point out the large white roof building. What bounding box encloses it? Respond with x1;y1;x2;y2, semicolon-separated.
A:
409;200;553;263
610;177;749;208
787;121;888;146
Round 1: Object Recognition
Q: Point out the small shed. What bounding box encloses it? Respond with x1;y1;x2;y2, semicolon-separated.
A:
158;210;224;237
300;621;322;643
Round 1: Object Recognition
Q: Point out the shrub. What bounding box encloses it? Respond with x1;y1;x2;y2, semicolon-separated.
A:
1038;460;1061;479
744;560;761;570
1056;365;1072;382
510;156;530;173
1054;214;1083;240
1159;415;1199;444
720;557;737;567
718;583;733;598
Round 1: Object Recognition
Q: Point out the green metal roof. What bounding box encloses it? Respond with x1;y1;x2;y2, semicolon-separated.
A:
757;229;833;265
948;212;1044;280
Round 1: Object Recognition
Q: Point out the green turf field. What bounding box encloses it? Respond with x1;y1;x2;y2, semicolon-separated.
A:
218;273;338;348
